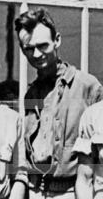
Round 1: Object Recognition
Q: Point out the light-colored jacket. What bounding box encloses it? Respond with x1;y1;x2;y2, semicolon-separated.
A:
25;62;103;189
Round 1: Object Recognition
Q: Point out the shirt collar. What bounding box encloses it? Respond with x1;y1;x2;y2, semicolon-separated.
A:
56;60;76;85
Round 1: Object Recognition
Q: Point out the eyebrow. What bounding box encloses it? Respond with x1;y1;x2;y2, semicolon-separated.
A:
36;43;49;48
23;42;49;49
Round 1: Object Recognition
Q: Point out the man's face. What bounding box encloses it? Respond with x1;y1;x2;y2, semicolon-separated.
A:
19;23;61;76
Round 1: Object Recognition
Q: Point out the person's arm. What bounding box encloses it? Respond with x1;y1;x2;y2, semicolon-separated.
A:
9;181;26;199
0;161;6;181
93;145;103;199
75;153;94;199
9;118;28;199
0;161;10;198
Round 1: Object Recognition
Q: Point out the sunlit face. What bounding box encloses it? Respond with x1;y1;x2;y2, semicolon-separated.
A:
19;23;61;77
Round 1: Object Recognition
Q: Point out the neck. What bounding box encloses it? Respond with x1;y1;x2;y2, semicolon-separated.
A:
37;62;57;81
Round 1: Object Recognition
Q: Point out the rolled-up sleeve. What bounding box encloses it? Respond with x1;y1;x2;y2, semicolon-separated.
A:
72;137;92;155
72;101;103;155
72;106;95;155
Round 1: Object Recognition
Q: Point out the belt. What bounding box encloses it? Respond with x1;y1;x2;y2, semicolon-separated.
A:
32;175;76;193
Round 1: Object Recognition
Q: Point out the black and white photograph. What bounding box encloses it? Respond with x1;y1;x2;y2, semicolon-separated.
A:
0;0;103;198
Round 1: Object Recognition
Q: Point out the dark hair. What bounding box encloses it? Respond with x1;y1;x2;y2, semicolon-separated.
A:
15;7;56;41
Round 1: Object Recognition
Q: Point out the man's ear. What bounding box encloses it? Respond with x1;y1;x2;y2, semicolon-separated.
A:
54;32;61;49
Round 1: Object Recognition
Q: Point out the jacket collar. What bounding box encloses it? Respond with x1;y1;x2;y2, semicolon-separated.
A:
56;61;76;85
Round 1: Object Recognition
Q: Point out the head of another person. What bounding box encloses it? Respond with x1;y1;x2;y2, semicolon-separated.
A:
15;7;61;78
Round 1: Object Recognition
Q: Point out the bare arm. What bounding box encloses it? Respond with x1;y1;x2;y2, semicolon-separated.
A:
0;161;6;181
0;161;10;198
9;181;26;199
75;153;94;199
93;145;103;199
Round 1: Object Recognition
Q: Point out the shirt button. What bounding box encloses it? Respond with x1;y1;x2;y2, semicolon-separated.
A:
40;177;45;191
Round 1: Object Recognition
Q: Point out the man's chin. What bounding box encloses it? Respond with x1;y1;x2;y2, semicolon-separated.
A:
36;62;47;69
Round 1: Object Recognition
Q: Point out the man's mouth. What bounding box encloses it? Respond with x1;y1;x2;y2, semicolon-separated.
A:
36;59;47;67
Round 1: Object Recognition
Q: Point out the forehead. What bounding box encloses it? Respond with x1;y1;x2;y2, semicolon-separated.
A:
19;23;53;45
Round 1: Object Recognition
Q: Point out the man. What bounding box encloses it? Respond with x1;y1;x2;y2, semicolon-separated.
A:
72;100;103;199
14;6;103;199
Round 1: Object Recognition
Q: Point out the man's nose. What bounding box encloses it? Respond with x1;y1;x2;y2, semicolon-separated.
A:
33;47;42;58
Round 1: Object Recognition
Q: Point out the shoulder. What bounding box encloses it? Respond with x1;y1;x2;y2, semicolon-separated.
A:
80;100;103;139
82;100;103;120
58;62;99;86
0;104;19;120
76;70;103;103
77;70;100;86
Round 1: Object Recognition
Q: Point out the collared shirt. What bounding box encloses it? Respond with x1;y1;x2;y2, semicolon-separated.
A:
25;61;103;187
